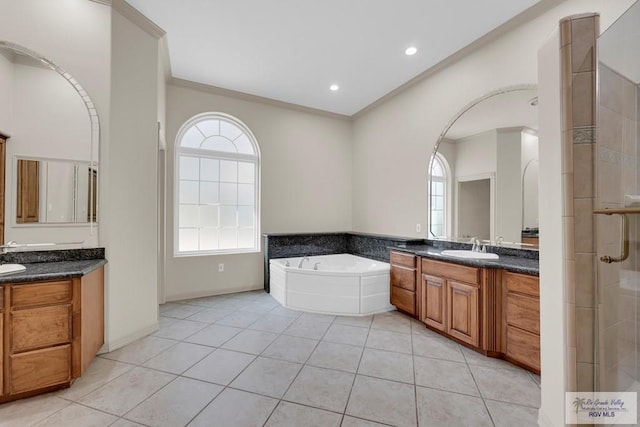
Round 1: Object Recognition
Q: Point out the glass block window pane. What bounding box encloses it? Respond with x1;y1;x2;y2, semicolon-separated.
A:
180;156;199;180
179;229;199;252
180;181;199;204
176;113;259;255
238;162;255;183
196;119;219;137
200;158;219;181
220;161;237;182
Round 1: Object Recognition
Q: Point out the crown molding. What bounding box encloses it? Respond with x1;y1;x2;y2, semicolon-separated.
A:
112;0;165;40
169;77;352;121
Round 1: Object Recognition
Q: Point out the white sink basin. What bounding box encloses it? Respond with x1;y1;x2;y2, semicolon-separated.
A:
0;264;26;275
441;250;499;260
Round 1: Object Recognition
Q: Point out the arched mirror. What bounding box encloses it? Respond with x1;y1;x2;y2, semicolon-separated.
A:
0;41;99;248
428;85;538;250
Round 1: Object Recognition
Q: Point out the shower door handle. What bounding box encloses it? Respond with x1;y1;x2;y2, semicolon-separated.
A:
593;210;629;264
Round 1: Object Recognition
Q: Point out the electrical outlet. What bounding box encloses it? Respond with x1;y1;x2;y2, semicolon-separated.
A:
416;223;421;233
218;263;224;272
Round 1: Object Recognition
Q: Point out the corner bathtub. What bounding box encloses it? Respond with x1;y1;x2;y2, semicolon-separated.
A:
269;254;394;316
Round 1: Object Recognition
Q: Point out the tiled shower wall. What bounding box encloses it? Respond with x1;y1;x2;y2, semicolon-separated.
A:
596;63;639;391
560;13;599;393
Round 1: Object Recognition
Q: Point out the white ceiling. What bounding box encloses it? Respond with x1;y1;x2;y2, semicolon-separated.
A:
127;0;543;116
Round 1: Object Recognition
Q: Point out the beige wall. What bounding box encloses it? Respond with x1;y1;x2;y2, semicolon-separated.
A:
164;83;353;300
103;8;161;348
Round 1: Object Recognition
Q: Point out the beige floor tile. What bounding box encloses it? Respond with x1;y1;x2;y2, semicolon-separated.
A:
283;318;332;340
78;367;175;416
101;336;177;365
371;312;412;334
221;329;279;354
159;303;203;319
215;310;263;328
231;356;303;398
56;357;134;401
248;313;296;333
412;332;465;362
307;341;364;373
0;395;71;427
109;419;146;427
345;375;417;427
152;317;208;340
284;365;355;412
261;334;319;363
334;315;373;328
470;365;541;407
414;356;479;396
461;346;525;371
185;307;235;323
142;341;214;374
183;348;255;385
340;416;388;426
189;388;278;427
357;348;414;384
183;323;243;347
124;377;223;427
268;305;303;319
299;312;336;322
416;386;493;427
485;399;540;427
32;403;118;427
265;401;341;427
365;329;412;354
322;323;370;346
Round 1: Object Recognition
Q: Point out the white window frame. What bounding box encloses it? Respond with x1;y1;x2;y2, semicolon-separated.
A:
174;112;260;257
429;153;451;239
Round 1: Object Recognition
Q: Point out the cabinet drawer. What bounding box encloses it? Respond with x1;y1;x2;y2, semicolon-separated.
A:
11;281;72;308
391;266;415;291
11;305;71;352
391;286;416;315
0;286;4;308
504;272;539;297
390;252;416;269
506;293;540;334
10;344;71;394
506;326;540;372
422;259;479;285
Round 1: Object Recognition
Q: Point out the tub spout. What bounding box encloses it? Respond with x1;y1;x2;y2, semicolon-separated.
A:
297;256;310;268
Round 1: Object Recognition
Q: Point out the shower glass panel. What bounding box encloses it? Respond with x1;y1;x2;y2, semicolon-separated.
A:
596;0;640;396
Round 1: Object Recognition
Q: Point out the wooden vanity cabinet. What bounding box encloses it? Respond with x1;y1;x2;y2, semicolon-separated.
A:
0;266;104;402
503;271;540;373
421;259;480;348
390;252;418;317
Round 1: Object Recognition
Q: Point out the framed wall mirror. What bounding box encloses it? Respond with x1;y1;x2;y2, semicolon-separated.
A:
0;41;99;247
428;85;539;250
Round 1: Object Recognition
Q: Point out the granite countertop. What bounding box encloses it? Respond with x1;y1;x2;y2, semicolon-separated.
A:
0;248;107;285
391;245;539;276
0;259;107;284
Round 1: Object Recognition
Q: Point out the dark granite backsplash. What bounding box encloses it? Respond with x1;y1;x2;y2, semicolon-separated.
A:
263;233;423;292
425;239;539;260
0;248;105;264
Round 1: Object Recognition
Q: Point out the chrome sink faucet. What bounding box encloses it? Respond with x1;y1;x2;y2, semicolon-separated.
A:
297;256;310;268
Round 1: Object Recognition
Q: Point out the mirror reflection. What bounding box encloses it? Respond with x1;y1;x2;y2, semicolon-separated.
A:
428;86;539;249
0;42;99;247
15;158;97;224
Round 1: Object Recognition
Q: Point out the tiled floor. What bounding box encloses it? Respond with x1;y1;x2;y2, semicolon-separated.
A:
0;290;541;426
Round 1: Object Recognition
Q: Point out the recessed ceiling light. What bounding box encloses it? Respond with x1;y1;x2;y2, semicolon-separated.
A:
329;84;339;91
405;46;418;56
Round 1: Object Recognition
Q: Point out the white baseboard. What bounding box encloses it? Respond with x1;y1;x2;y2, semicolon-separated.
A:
166;285;263;302
102;321;159;353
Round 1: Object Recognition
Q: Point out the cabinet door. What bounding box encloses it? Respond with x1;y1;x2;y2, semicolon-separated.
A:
10;344;71;395
391;286;416;316
447;280;479;347
0;313;3;396
421;274;446;331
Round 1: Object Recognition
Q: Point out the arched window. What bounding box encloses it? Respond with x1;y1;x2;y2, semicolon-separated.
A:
175;113;260;255
429;153;449;238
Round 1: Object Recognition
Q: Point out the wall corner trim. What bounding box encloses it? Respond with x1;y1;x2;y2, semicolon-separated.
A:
112;0;166;40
